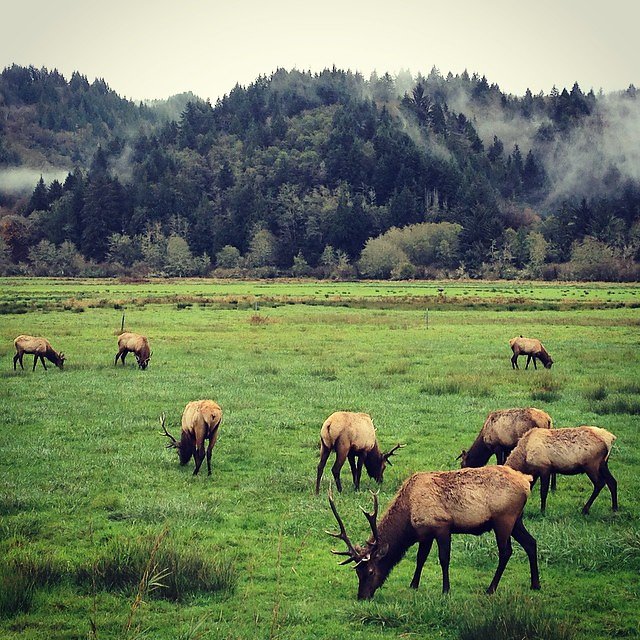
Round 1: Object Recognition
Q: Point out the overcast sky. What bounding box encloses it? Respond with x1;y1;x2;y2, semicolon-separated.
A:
2;0;639;102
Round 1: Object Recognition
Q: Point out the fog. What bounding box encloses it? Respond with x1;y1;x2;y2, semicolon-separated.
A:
0;167;69;194
443;87;640;205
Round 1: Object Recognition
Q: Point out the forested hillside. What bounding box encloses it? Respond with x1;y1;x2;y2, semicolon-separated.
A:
1;64;638;280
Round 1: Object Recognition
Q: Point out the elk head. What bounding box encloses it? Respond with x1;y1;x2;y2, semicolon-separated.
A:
56;353;66;369
327;486;389;600
137;350;152;370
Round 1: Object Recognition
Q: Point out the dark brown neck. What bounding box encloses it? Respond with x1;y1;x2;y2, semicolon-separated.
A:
363;443;384;480
465;435;492;467
369;498;416;584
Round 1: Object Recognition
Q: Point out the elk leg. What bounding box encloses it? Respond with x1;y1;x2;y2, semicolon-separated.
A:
539;473;551;513
356;456;364;490
33;355;38;371
13;352;20;370
486;521;514;594
193;446;206;475
510;516;540;590
315;441;331;494
40;355;47;370
348;453;358;489
532;356;538;370
496;448;506;465
551;472;557;491
331;442;349;493
511;354;519;369
206;428;219;476
600;461;618;511
436;533;452;594
410;537;434;589
582;464;607;514
525;355;532;369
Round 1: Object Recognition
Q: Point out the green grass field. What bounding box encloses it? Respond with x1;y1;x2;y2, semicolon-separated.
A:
1;279;638;639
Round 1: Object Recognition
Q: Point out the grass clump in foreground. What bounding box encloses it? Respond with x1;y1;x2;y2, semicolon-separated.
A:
456;591;575;640
0;567;34;619
76;533;237;601
349;591;575;640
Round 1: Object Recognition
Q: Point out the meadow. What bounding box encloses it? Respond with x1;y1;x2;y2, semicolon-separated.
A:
0;278;638;640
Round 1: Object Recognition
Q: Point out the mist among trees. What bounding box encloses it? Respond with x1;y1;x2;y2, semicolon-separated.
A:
1;64;639;280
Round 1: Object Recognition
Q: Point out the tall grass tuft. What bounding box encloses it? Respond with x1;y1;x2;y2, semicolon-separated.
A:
583;383;608;401
155;544;237;600
76;534;237;600
592;396;640;415
456;592;575;640
530;374;562;402
0;566;34;618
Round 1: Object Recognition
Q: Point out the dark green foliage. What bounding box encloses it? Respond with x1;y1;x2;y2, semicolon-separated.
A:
2;65;640;279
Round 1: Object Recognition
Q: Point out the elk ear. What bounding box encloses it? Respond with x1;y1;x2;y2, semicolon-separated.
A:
455;450;466;461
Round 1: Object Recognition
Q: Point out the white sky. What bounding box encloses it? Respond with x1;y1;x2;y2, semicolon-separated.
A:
2;0;639;101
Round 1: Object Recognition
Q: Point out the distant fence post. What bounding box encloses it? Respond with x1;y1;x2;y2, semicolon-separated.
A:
425;308;429;329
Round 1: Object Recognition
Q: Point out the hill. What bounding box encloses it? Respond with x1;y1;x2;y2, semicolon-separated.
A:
1;65;638;279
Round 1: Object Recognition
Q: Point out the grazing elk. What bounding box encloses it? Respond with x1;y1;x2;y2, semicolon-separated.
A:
505;426;618;514
114;332;152;369
327;465;540;599
315;411;403;494
509;336;553;370
458;408;556;492
160;400;223;476
13;335;65;371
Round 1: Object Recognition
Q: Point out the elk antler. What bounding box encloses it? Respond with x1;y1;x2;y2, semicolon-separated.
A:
383;442;405;465
360;490;380;544
326;484;360;565
159;412;178;448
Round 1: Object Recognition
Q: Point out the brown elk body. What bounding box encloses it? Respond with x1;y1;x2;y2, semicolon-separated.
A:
459;408;554;466
13;335;65;371
161;400;223;476
115;332;151;369
315;411;403;494
328;465;540;599
505;426;618;514
509;336;553;369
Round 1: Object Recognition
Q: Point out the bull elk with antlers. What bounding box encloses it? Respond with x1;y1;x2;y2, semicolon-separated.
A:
160;400;223;476
327;465;540;599
315;411;404;494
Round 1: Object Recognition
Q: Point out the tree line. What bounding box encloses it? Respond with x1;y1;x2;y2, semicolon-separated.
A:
1;65;638;280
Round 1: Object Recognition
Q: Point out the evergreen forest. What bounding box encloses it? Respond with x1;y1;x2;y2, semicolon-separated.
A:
1;64;638;280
